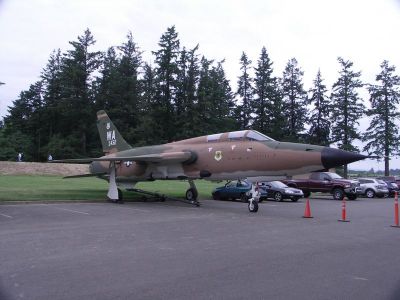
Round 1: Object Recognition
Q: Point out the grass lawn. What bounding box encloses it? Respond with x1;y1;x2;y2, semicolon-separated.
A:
0;175;222;202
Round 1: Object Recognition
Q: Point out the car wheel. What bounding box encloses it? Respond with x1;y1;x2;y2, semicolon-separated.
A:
291;197;300;202
274;192;283;202
333;188;344;200
258;198;264;203
365;189;375;198
303;191;311;198
248;201;259;213
212;193;220;200
240;193;248;203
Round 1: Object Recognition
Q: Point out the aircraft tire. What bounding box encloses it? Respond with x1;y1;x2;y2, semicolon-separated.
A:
248;201;259;213
186;188;198;201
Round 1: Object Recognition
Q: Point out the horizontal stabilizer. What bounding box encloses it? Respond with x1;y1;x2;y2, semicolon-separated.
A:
52;151;195;164
63;173;107;179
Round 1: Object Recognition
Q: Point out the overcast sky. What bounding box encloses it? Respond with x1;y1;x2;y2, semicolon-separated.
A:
1;0;400;170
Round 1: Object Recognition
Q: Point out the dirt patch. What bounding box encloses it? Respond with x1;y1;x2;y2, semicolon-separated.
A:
0;161;89;176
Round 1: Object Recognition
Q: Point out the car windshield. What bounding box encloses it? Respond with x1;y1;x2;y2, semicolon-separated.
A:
329;173;343;179
270;181;288;188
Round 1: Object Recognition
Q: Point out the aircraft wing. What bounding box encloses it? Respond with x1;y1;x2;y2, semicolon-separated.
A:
52;151;195;164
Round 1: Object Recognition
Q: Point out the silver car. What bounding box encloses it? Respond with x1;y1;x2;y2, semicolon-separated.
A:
357;178;389;198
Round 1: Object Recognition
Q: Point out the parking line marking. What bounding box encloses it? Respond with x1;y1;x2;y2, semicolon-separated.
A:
52;207;90;215
128;208;150;212
0;213;13;218
353;276;368;281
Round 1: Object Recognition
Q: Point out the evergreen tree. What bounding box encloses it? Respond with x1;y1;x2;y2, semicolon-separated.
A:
41;49;62;141
59;28;102;155
252;47;281;137
175;45;200;139
280;58;308;141
331;57;364;178
235;52;254;129
116;31;142;142
363;60;400;175
268;86;285;140
152;26;180;142
135;63;158;145
95;46;120;111
308;70;331;145
4;81;43;160
196;57;214;135
209;60;236;132
197;58;236;135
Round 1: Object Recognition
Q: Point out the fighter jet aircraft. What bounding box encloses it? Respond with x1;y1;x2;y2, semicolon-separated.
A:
55;110;367;212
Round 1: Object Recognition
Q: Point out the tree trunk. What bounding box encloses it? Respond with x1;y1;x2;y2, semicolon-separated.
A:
385;155;389;176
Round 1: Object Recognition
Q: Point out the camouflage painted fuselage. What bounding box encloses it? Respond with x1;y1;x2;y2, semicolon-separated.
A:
90;132;327;183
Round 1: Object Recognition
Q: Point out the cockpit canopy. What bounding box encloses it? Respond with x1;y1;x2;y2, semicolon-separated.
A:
207;130;275;142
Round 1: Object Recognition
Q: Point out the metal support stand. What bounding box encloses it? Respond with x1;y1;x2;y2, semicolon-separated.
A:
107;162;119;202
126;188;200;207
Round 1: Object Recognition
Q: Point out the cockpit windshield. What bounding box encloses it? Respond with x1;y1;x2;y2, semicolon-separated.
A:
246;130;275;141
228;131;246;140
207;130;275;142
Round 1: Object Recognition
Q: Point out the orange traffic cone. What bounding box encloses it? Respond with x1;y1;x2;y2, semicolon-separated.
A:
303;199;313;218
338;197;350;222
391;191;400;228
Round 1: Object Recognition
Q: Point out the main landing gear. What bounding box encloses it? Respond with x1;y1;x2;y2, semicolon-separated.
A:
185;179;200;206
106;163;200;207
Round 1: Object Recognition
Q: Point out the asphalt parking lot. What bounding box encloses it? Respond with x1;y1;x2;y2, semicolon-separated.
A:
1;197;400;300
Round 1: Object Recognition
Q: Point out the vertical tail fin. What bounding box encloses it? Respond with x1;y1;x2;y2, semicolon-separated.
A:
96;110;132;154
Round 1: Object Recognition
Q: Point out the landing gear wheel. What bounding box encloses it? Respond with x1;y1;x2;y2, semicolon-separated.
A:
274;192;283;202
333;188;344;200
248;200;259;213
186;188;198;202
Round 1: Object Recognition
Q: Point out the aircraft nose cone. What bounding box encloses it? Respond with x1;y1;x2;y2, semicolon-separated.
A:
321;147;367;169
